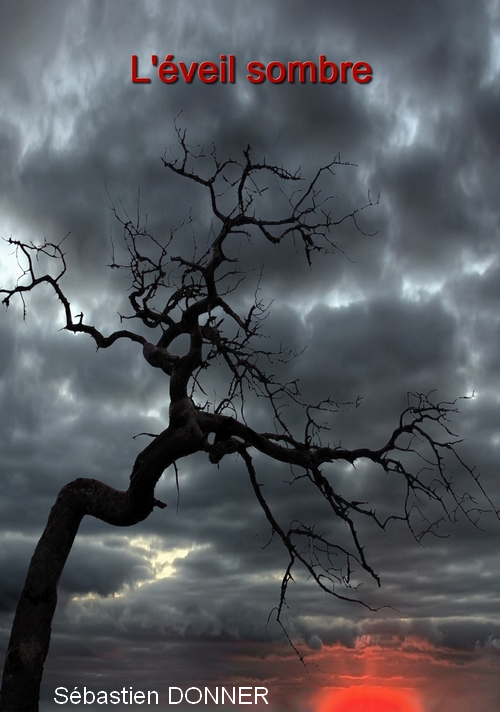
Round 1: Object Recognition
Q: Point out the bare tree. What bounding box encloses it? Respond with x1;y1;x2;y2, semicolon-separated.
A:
0;132;495;711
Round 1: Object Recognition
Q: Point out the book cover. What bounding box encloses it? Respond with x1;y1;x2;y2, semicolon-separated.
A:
0;3;498;711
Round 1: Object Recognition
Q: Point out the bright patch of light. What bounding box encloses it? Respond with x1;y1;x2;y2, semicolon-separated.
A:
392;106;419;149
143;407;163;420
245;570;285;585
461;254;496;276
70;537;207;604
316;685;424;712
71;591;100;603
57;378;75;403
128;536;201;582
325;288;364;310
290;290;364;324
401;278;444;302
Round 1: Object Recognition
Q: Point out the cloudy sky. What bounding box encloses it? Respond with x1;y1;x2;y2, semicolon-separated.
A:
1;2;500;711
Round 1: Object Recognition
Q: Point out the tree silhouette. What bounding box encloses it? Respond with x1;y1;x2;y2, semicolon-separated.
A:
0;132;494;711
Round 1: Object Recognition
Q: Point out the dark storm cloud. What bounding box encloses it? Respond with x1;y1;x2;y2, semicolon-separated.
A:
1;1;500;710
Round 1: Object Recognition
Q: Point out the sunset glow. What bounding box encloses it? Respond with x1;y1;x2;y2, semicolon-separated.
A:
316;686;424;712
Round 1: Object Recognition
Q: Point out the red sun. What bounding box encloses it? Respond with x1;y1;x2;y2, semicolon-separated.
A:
316;686;424;712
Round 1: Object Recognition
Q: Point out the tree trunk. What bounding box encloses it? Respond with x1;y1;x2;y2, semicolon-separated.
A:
0;415;206;711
